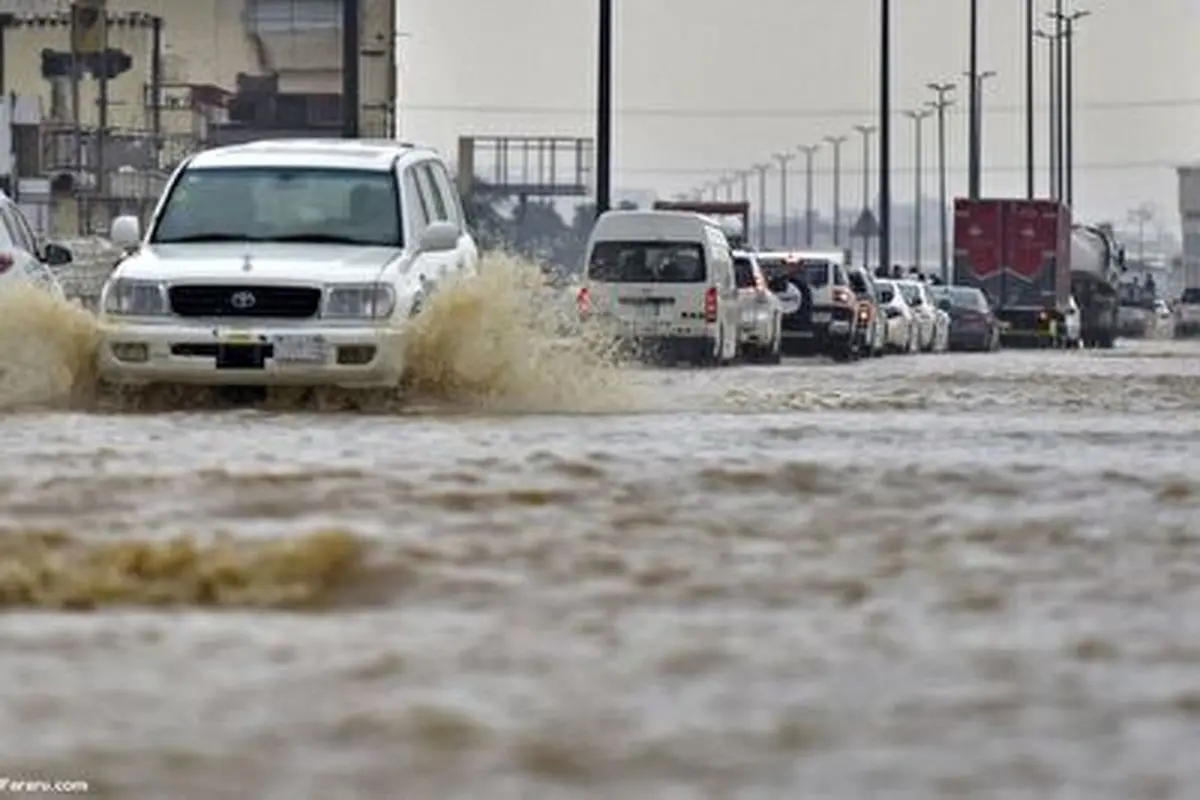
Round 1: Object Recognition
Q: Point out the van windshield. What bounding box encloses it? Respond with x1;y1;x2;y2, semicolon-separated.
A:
588;241;706;283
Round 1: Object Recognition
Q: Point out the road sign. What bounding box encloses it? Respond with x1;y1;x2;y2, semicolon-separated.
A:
851;208;880;238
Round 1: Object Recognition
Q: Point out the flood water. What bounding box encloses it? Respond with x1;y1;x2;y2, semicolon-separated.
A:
0;261;1198;798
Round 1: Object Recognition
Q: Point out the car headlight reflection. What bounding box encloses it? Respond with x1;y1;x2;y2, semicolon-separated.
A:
323;283;396;319
101;278;169;316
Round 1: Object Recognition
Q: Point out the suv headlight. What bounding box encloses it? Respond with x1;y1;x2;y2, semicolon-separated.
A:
322;283;396;319
101;278;169;316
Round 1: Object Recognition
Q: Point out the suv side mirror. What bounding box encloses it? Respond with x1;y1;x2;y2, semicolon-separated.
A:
42;242;73;266
417;221;459;253
110;215;141;248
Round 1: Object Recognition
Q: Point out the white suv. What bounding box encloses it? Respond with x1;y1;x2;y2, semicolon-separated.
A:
98;139;479;387
1176;288;1200;337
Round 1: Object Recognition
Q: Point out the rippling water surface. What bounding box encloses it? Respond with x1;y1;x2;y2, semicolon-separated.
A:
0;263;1198;798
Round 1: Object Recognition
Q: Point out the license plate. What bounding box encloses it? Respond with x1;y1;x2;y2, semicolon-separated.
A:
270;334;327;364
217;328;259;345
811;312;831;322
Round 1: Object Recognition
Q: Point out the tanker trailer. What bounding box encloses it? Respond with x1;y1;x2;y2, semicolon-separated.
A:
1069;225;1124;348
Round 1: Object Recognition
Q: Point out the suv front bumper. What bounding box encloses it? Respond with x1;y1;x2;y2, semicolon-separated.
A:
97;319;407;387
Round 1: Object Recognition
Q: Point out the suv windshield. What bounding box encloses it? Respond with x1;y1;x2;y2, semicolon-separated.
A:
1182;288;1200;304
733;256;756;288
588;241;706;283
151;166;403;247
757;257;831;287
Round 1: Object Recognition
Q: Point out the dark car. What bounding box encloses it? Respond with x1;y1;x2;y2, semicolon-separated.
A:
930;285;1000;351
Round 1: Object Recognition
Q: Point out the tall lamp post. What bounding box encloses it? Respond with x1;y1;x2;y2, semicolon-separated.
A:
773;151;797;246
594;0;613;216
1035;27;1061;199
927;82;955;283
905;108;933;272
752;163;771;248
1051;8;1089;208
967;0;979;198
854;124;877;268
1024;0;1035;198
963;70;997;196
797;144;820;246
825;135;847;246
878;0;892;275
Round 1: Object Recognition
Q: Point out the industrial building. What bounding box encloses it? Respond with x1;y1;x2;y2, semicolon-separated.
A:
0;0;396;235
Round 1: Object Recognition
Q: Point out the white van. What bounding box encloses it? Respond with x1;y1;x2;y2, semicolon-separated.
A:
578;210;740;365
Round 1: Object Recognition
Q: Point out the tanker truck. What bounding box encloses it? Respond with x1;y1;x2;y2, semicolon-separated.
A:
1070;224;1124;348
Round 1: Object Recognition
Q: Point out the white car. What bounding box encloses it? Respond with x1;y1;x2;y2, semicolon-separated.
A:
732;250;782;364
0;191;72;298
895;279;943;352
875;279;918;353
1063;295;1083;347
97;139;479;387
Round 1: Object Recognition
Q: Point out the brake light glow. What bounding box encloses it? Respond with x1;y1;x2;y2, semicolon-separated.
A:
704;286;718;322
857;304;871;322
576;286;591;316
0;253;12;274
832;287;854;306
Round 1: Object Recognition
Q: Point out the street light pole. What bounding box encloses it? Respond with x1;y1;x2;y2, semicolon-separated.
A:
963;70;997;195
1025;0;1035;198
753;163;771;249
1051;1;1064;201
595;0;613;216
773;151;796;246
927;82;955;283
1035;28;1059;199
854;124;876;269
879;0;892;274
825;135;847;247
905;109;932;272
797;144;819;247
967;0;979;198
738;170;750;202
1056;9;1089;209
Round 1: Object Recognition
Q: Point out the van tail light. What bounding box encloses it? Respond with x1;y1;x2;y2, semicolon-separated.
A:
576;287;591;316
0;253;12;274
857;303;871;323
832;287;854;306
754;275;767;298
704;286;718;323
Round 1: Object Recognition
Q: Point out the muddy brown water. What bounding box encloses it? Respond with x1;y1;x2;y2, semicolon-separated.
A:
0;258;1198;798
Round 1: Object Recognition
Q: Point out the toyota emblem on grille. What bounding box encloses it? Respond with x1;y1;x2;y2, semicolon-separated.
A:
230;290;256;310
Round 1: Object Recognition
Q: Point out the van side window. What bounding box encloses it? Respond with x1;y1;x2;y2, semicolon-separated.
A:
6;204;38;253
0;204;24;250
426;161;462;228
415;163;449;221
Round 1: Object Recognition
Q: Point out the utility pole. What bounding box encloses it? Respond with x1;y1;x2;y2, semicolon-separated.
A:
752;163;771;249
1051;0;1064;201
797;144;819;247
1025;0;1035;198
963;70;997;196
967;0;979;198
1035;27;1060;199
927;82;955;283
1054;8;1089;209
905;109;932;272
342;0;360;138
825;135;847;246
773;151;796;246
594;0;613;216
95;4;109;221
854;124;876;269
879;0;892;273
738;170;750;202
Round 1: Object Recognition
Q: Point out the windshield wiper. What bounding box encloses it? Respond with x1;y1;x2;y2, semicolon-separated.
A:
152;233;263;243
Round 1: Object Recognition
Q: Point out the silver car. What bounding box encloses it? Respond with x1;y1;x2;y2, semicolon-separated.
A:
732;250;783;363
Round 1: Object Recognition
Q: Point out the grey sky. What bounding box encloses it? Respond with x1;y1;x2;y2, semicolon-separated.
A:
398;0;1198;228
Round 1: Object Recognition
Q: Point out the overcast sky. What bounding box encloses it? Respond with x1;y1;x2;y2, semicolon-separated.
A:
397;0;1198;228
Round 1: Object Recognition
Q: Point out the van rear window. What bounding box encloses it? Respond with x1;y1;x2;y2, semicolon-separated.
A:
757;257;831;288
588;241;706;283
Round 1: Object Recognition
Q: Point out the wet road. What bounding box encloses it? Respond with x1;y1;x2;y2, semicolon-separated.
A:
0;274;1198;797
